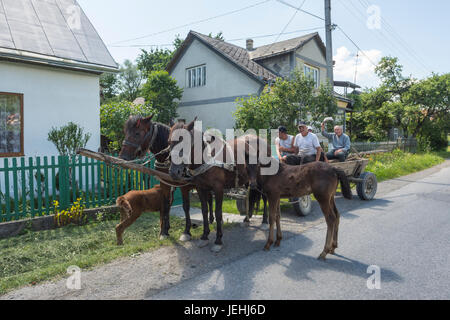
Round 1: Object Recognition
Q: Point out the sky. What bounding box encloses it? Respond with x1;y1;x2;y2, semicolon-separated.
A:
78;0;450;90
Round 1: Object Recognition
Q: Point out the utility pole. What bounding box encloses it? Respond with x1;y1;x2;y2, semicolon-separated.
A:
324;0;334;87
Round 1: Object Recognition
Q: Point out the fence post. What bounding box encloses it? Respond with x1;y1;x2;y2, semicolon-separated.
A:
58;155;70;210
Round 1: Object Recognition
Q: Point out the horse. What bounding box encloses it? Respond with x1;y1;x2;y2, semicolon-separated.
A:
247;160;353;260
115;185;174;245
168;119;272;252
118;115;214;241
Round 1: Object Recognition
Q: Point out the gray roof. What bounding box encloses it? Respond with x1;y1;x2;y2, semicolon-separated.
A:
249;32;326;61
0;0;118;73
167;31;278;83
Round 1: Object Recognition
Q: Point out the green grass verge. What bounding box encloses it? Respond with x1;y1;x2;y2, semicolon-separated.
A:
0;212;229;295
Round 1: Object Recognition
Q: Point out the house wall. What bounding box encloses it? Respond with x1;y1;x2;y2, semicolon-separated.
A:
295;40;328;86
257;53;294;78
0;61;100;158
170;38;262;132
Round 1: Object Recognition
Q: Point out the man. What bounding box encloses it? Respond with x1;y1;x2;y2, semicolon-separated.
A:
275;126;296;162
321;122;351;162
285;122;327;165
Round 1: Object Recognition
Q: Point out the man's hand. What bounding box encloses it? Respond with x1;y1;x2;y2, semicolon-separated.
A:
334;149;343;156
281;155;287;163
321;122;325;130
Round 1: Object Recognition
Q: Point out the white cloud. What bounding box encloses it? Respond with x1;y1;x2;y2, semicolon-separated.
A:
333;46;383;90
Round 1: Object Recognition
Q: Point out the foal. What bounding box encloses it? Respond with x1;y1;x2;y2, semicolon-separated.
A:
115;185;174;245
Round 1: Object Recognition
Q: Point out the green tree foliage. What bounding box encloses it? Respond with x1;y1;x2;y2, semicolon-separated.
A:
140;70;183;124
137;48;173;78
234;71;337;134
48;122;91;156
118;59;143;102
100;72;119;104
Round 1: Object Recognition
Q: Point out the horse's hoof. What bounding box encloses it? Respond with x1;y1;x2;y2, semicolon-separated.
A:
198;239;209;248
260;223;269;231
179;233;191;242
159;235;169;241
211;244;223;253
241;221;250;228
317;252;327;260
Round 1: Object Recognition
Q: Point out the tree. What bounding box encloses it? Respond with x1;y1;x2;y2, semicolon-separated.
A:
48;122;91;156
100;72;119;104
137;48;173;78
234;71;337;134
140;70;183;124
118;59;143;102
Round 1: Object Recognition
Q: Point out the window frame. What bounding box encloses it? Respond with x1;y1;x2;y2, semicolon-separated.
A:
0;92;24;158
303;64;320;89
186;65;206;88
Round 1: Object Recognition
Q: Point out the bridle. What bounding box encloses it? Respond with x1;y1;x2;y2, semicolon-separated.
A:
122;123;159;152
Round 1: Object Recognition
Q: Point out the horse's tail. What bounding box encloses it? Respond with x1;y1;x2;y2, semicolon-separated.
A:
334;168;353;200
116;197;133;217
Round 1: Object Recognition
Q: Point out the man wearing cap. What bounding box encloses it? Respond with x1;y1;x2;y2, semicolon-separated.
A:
275;126;296;162
285;122;327;165
321;122;351;162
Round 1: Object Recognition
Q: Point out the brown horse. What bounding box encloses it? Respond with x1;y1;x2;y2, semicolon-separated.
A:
115;185;174;245
247;160;352;260
168;120;271;252
119;115;213;242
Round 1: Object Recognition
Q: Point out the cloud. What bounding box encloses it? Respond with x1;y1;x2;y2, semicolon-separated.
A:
333;46;382;89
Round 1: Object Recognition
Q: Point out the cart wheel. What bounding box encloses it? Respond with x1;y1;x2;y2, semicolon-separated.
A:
236;199;248;216
356;172;377;200
292;196;312;216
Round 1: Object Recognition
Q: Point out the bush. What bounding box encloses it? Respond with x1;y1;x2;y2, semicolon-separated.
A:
47;122;91;156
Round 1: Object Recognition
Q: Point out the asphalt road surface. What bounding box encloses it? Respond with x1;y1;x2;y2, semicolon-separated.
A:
2;161;449;300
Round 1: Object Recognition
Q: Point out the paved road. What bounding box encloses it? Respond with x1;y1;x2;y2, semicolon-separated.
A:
2;161;449;300
151;163;450;300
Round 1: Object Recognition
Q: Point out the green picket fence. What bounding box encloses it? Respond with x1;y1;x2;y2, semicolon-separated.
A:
0;155;182;222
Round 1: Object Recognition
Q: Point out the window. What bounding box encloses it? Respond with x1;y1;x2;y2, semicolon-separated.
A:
186;65;206;88
303;64;320;88
0;93;24;157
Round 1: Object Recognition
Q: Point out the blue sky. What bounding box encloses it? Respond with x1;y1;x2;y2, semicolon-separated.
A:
78;0;450;89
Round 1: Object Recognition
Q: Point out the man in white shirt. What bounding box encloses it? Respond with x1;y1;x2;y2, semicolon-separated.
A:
275;126;296;162
285;122;327;165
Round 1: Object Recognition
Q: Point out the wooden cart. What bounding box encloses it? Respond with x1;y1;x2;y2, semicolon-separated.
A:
235;158;378;216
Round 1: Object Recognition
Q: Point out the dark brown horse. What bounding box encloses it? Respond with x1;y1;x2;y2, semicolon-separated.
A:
119;115;213;241
168;120;271;252
247;160;352;260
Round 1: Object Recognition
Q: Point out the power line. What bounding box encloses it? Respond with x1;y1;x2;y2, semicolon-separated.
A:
108;0;272;46
276;0;324;21
108;26;325;48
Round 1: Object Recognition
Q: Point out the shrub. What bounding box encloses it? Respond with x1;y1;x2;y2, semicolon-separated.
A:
47;122;91;156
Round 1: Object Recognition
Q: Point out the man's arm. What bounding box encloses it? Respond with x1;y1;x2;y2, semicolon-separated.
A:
343;135;351;153
321;122;333;139
315;146;323;162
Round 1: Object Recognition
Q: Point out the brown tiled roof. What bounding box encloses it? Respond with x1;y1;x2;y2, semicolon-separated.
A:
167;31;278;83
249;32;326;61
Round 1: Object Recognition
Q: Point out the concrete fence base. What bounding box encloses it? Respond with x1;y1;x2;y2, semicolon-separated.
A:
0;206;119;240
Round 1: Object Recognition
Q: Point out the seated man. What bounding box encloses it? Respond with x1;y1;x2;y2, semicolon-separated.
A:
321;122;351;162
275;126;296;162
285;122;327;165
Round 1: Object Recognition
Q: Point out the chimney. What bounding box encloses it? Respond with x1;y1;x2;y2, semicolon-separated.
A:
246;39;254;51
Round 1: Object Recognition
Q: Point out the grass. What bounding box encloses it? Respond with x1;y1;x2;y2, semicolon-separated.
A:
0;211;228;295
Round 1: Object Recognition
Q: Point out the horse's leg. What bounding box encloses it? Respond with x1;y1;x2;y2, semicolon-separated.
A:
212;190;224;253
159;184;172;240
264;194;278;251
197;189;211;248
115;210;142;246
316;195;336;260
179;187;192;242
261;193;269;230
244;189;254;223
208;192;214;224
274;199;282;247
330;197;340;254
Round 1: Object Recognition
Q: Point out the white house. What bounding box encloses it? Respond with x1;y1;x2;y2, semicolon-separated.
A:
0;0;118;158
167;30;354;133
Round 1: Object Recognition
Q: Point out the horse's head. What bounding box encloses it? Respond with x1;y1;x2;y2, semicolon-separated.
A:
119;115;154;161
168;118;197;180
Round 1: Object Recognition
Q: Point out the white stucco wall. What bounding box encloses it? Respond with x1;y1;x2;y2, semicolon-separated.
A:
170;38;263;132
0;61;100;158
296;39;328;86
